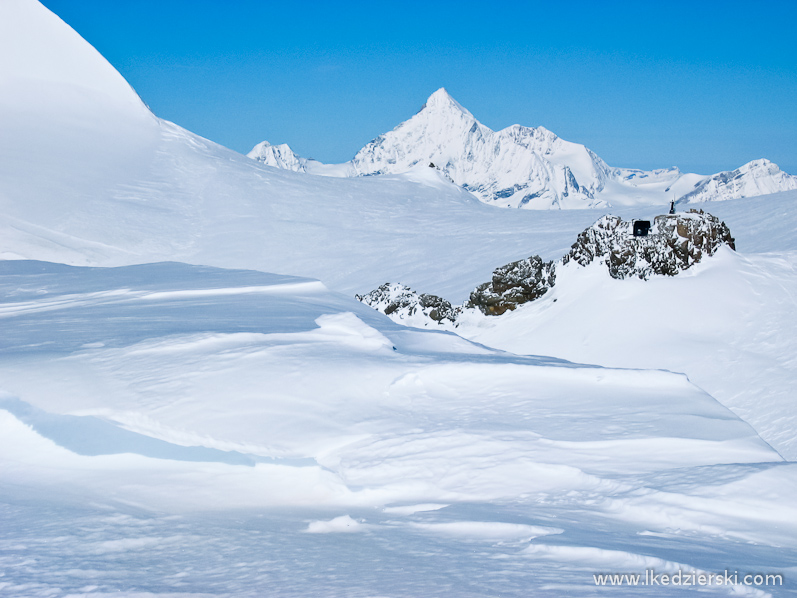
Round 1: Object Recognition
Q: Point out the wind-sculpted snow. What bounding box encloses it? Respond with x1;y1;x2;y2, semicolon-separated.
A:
2;3;797;595
1;260;795;597
458;246;797;462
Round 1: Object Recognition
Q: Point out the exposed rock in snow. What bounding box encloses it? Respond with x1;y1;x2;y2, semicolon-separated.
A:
563;210;736;280
248;89;797;209
359;210;736;324
467;256;556;315
356;283;460;325
679;159;797;204
357;255;557;323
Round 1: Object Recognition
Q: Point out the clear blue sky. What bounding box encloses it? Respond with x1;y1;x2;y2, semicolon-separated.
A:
41;0;797;175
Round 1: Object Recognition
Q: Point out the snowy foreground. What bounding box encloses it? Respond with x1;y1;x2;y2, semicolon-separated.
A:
1;260;796;597
1;0;797;596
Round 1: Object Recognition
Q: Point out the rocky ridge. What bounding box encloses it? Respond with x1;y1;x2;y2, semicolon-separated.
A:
355;283;460;325
358;210;735;325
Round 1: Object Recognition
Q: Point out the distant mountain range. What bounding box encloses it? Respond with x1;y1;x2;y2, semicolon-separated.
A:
249;88;797;209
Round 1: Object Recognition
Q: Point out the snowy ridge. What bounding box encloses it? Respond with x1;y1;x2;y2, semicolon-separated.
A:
679;158;797;203
0;0;148;114
247;140;308;172
349;88;611;209
249;88;797;209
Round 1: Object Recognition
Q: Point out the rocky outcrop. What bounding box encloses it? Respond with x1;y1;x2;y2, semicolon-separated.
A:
467;256;556;315
358;210;735;326
356;255;555;323
563;210;735;280
355;283;460;324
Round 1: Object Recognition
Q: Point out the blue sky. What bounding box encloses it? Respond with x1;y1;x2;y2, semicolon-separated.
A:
41;0;797;174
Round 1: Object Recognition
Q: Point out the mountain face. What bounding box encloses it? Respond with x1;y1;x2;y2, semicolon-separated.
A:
679;159;797;204
348;89;611;209
247;141;308;172
249;88;797;209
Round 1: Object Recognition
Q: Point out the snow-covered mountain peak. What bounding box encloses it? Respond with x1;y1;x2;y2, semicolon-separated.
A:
345;89;609;208
739;158;778;174
419;87;473;118
246;89;797;210
679;158;797;204
247;140;307;172
398;87;480;137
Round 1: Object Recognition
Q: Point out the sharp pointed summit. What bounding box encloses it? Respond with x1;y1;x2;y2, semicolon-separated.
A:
420;88;472;117
348;89;609;208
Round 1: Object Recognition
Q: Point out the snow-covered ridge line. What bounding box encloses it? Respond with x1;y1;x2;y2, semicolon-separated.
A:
249;88;797;209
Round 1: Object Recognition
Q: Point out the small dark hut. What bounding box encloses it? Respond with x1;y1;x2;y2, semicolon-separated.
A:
633;220;651;237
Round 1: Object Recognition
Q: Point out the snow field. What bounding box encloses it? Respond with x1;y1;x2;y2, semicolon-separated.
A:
0;261;795;596
457;245;797;460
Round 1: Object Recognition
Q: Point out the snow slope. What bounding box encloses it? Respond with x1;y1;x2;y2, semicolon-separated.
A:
2;0;794;303
0;0;158;225
1;260;795;596
354;192;797;461
455;240;797;461
249;88;797;209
